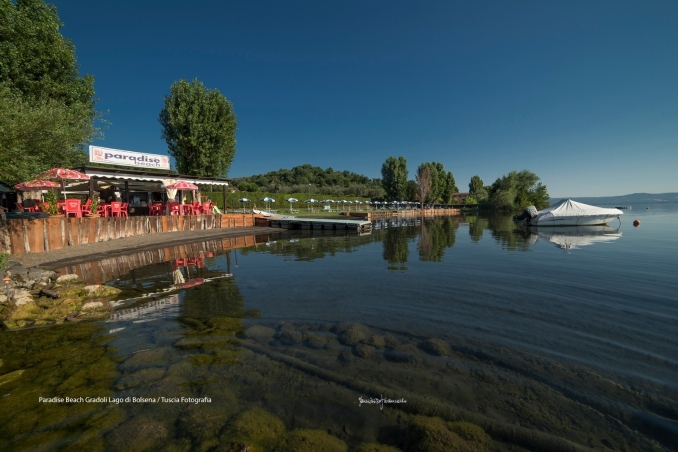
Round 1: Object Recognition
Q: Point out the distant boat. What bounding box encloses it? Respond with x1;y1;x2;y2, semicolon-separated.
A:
514;199;623;226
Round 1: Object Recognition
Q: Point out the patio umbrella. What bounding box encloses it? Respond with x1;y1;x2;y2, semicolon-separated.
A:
305;198;318;211
14;180;61;191
37;168;90;199
238;197;251;210
165;181;199;205
260;197;275;211
164;180;198;190
286;197;298;210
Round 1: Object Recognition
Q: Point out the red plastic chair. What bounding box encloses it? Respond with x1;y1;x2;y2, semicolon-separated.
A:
110;201;122;217
149;203;162;216
120;202;129;217
167;202;180;215
192;202;201;215
64;199;82;218
201;202;212;215
80;199;92;215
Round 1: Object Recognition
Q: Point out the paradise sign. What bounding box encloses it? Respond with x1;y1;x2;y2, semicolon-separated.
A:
89;145;170;170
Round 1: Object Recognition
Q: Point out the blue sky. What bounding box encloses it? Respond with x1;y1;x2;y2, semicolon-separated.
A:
54;0;677;197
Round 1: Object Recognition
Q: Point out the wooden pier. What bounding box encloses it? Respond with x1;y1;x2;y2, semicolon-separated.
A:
265;217;372;233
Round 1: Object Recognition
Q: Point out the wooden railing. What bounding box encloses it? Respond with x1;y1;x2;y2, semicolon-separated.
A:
0;213;256;255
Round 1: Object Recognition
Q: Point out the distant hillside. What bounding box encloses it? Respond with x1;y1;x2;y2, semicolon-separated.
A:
549;193;678;206
232;164;385;197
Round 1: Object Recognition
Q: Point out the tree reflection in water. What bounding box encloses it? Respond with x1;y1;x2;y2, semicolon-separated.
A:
466;214;532;251
383;225;417;270
418;216;460;262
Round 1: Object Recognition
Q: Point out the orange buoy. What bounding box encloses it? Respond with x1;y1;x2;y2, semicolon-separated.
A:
633;219;640;227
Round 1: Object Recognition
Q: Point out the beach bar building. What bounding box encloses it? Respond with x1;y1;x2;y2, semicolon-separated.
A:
71;165;231;216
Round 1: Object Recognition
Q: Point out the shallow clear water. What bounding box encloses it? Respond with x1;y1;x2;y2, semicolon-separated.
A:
1;205;677;451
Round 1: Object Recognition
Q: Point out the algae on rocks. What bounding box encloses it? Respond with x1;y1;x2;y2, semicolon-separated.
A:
1;274;121;330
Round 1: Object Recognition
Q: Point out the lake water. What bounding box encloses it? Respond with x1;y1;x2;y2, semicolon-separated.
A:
1;205;677;451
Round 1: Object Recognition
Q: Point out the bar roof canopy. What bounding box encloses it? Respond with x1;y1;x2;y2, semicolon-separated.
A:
76;166;230;186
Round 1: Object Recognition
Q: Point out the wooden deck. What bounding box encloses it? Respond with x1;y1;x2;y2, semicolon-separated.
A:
266;217;372;233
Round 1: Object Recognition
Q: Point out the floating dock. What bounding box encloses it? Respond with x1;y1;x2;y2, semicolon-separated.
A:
265;217;372;233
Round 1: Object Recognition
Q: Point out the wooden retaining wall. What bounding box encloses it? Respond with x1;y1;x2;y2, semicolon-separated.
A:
55;234;268;285
0;214;256;255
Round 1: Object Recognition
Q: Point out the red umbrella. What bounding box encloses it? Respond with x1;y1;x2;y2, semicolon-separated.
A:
38;168;90;180
14;179;61;191
37;168;90;199
164;180;198;190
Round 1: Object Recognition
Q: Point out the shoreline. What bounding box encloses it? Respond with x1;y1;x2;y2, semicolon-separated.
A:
8;226;286;270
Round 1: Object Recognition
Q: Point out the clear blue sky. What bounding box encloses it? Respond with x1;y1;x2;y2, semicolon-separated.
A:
54;0;677;197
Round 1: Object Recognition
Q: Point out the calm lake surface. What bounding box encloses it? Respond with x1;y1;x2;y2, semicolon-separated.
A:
1;205;677;451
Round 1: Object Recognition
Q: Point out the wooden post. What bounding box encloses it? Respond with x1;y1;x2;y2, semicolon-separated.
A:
124;181;129;203
223;185;228;211
89;178;95;199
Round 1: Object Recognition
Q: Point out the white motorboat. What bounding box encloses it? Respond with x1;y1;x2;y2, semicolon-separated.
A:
514;199;623;226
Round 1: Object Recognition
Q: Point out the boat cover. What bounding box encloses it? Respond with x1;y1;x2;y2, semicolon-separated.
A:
534;199;623;223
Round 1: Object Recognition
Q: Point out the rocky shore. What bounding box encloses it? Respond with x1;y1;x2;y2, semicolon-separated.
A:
0;265;121;329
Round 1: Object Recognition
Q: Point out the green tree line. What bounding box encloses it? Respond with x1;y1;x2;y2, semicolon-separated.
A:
381;155;550;210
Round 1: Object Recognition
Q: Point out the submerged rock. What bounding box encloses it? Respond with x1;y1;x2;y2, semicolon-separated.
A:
304;333;328;349
419;339;452;357
339;324;370;345
365;335;386;348
278;429;348;452
277;322;296;332
385;344;421;364
106;418;168;452
447;421;491;450
355;443;402;452
275;330;302;345
404;416;490;452
383;335;400;348
222;407;286;451
353;344;375;359
244;325;276;341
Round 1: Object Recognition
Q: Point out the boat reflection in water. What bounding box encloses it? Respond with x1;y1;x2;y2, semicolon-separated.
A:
529;225;622;250
107;294;181;324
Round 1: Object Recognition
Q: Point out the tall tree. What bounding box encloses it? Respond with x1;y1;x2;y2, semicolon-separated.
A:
405;180;418;201
488;170;549;209
469;175;484;194
418;162;446;205
416;165;431;208
0;0;102;185
468;175;488;204
159;78;237;177
442;171;458;204
381;156;408;200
